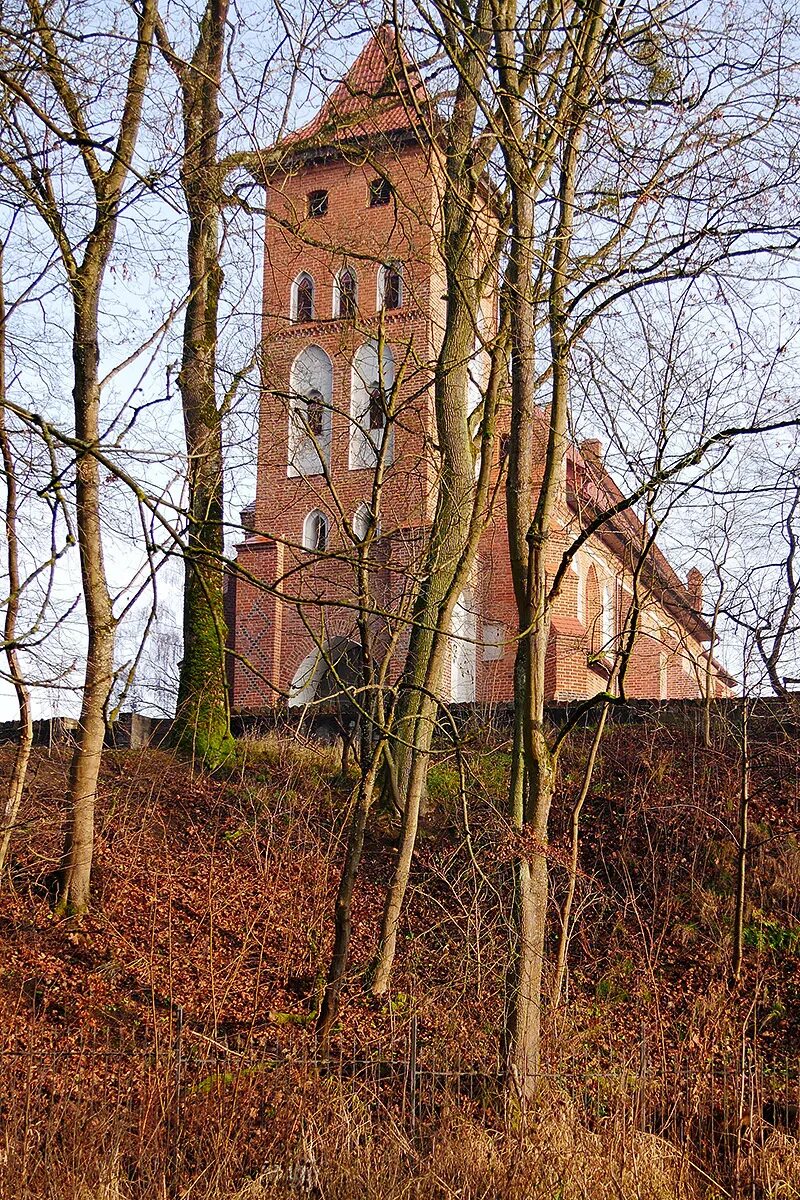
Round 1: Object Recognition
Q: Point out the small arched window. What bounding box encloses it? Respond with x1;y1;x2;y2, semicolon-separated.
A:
302;509;328;552
335;268;357;319
378;263;402;311
292;272;314;323
352;502;372;542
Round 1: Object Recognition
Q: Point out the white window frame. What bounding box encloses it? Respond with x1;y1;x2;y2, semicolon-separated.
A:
333;266;358;319
349;340;395;470
288;345;332;478
291;272;315;323
449;590;477;702
302;508;329;552
377;262;403;311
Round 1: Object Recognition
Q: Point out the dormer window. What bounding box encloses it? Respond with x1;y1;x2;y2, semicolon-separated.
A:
335;268;357;319
308;189;328;218
292;273;314;323
369;177;392;207
378;263;402;311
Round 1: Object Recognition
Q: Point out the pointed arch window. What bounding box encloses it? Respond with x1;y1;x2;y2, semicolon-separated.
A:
377;262;403;311
450;590;476;702
335;268;358;319
585;565;603;655
302;509;328;552
292;272;314;323
350;340;395;469
288;345;332;477
352;502;373;542
602;583;614;647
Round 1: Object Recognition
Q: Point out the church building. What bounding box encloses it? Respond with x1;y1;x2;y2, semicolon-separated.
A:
228;26;734;712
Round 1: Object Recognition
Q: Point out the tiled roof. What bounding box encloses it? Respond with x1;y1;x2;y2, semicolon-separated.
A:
278;24;431;152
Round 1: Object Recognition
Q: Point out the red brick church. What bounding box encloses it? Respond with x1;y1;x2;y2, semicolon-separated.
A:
228;26;734;712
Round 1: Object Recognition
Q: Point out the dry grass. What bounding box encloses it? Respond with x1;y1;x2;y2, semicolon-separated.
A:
6;1055;796;1200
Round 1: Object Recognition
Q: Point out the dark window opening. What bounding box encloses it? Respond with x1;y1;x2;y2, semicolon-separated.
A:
308;189;328;218
368;382;386;430
383;264;402;310
295;275;313;322
369;177;392;207
306;389;325;437
338;269;357;318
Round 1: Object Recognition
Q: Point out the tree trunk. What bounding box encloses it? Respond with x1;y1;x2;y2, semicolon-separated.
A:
552;704;608;1004
495;0;606;1100
369;20;497;993
0;248;33;880
164;0;233;767
58;302;116;916
317;742;383;1045
731;697;750;984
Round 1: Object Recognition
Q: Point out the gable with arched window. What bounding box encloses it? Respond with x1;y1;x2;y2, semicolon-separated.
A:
377;262;402;311
334;267;358;319
291;272;315;323
350;340;395;469
288;345;332;477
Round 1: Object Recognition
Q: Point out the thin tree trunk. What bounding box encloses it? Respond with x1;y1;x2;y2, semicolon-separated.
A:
17;0;158;915
369;17;497;993
58;302;116;915
552;704;608;1004
495;0;607;1102
731;696;750;983
0;247;33;880
317;744;383;1046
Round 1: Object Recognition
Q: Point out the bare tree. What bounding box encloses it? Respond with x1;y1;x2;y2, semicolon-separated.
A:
0;0;157;913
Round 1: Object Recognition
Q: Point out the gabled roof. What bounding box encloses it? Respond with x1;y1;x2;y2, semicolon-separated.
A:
277;24;432;156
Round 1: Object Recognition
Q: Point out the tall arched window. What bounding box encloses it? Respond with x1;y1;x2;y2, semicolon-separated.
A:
302;509;328;551
377;262;402;311
350;340;395;469
450;590;476;702
602;583;614;647
291;272;314;323
585;565;603;655
334;268;357;319
288;345;332;477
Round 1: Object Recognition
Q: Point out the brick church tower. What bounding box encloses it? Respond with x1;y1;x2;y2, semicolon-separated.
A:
230;26;450;710
228;26;734;712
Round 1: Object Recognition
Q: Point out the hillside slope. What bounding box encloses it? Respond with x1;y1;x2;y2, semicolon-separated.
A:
1;712;799;1197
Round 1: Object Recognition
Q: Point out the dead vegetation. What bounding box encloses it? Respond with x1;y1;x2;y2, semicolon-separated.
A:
1;711;799;1197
